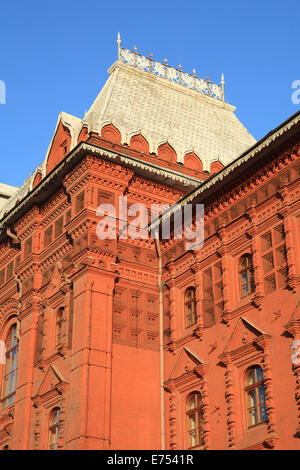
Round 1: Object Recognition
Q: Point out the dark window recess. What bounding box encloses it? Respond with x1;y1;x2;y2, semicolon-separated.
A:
261;224;288;294
65;210;71;225
97;190;114;206
6;262;14;281
44;226;53;247
0;269;5;287
55;217;64;238
24;236;32;257
203;261;223;327
75;192;85;214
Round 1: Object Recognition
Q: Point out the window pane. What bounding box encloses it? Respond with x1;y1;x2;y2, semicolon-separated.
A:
256;367;264;382
242;272;249;296
247;369;256;385
259;402;267;423
249;406;258;426
190;430;196;447
188;414;196;430
188;395;196;410
248;389;257;408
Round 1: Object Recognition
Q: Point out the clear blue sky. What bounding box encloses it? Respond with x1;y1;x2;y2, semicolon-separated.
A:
0;0;299;187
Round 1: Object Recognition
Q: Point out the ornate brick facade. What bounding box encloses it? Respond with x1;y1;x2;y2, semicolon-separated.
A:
0;45;299;450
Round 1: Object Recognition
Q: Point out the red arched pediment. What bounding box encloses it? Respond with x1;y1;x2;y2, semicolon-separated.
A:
130;134;149;153
46;121;71;175
184;152;203;171
210;160;224;174
157;143;177;163
101;124;122;145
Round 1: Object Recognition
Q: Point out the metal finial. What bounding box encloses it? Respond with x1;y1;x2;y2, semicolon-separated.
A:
221;73;225;102
164;58;168;64
117;32;121;60
178;64;182;71
149;52;153;59
192;68;196;76
134;45;137;53
206;74;210;81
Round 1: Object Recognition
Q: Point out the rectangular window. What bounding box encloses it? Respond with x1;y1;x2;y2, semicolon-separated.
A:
6;262;14;281
75;192;84;214
24;236;32;257
202;260;223;327
55;217;64;238
44;226;53;247
0;269;5;287
15;255;21;268
65;209;71;225
261;223;287;294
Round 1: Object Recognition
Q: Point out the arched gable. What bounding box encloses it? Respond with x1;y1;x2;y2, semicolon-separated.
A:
184;152;203;171
129;133;149;153
210;160;224;174
100;123;122;145
157;142;177;163
46;120;71;175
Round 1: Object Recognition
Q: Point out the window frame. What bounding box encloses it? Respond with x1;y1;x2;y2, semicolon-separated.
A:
48;407;62;450
1;323;19;409
238;253;255;298
184;287;197;328
185;391;204;449
244;365;267;429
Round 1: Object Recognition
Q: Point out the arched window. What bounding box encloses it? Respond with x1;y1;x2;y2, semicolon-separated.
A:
186;392;204;448
49;408;61;450
184;287;196;328
244;365;267;427
239;254;254;298
56;308;64;347
1;323;19;408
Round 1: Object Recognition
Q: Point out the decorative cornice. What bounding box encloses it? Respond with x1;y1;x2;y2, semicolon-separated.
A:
150;113;300;229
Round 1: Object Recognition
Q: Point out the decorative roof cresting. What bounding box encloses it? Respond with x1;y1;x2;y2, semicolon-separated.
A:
117;32;225;102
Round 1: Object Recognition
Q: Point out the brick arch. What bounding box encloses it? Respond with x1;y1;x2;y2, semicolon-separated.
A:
100;123;122;145
0;299;18;337
210;160;224;174
157;143;177;163
129;133;149;153
184;152;203;171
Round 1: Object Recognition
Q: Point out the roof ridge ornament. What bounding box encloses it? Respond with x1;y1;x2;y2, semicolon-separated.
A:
116;35;225;102
117;32;121;61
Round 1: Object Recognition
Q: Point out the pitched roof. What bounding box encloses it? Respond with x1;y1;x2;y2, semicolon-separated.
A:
84;57;255;168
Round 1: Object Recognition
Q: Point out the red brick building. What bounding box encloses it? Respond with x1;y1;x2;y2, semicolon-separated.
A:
0;39;299;450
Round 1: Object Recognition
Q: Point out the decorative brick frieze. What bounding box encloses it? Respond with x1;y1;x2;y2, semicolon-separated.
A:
222;356;237;448
284;317;300;435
